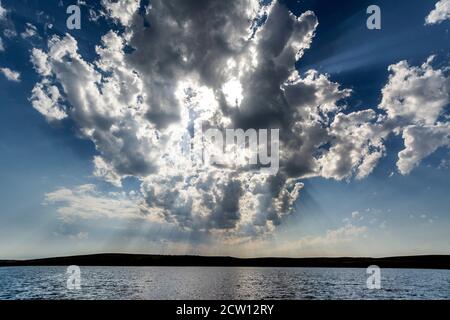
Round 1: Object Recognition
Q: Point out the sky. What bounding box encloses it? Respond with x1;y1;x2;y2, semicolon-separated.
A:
0;0;449;259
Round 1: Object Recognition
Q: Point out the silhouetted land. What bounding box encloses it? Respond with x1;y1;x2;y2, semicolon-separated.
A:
0;254;449;269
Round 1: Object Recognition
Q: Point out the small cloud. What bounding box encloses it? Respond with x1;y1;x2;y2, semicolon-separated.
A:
351;211;363;221
69;232;89;240
0;37;4;52
285;224;368;251
89;9;101;22
439;158;450;169
3;29;17;38
0;67;21;82
20;23;39;40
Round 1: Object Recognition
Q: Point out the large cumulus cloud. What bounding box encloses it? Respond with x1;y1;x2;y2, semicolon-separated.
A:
31;1;450;242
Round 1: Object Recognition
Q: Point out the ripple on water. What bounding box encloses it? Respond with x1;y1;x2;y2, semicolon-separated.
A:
0;266;448;300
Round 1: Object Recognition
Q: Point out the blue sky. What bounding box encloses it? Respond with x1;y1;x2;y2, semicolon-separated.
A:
0;0;449;259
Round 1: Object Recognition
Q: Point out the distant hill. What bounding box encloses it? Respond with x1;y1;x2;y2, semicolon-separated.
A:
1;254;450;269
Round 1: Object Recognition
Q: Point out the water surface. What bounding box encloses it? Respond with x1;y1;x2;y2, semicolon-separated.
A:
0;266;448;300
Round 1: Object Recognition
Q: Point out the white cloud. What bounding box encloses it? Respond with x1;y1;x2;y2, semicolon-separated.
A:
30;48;51;76
0;2;17;40
426;0;450;25
44;184;156;222
397;124;450;174
20;23;38;39
0;67;20;82
29;81;67;121
3;29;17;38
380;56;450;174
0;1;7;21
93;156;123;187
319;110;386;180
69;232;89;240
43;184;209;245
320;224;367;243
352;211;361;220
277;224;368;252
380;56;449;126
101;0;140;26
0;37;4;51
439;158;450;169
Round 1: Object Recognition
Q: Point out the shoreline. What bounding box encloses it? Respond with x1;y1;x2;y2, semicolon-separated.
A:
1;254;449;269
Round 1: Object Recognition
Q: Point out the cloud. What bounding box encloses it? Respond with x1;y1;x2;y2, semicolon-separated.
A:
3;29;16;38
140;171;304;238
352;211;361;220
426;0;450;25
317;224;367;244
43;184;215;245
30;1;450;242
100;0;141;26
44;184;154;222
0;1;17;38
0;1;6;21
30;48;51;76
379;56;450;174
20;23;38;39
0;37;4;51
0;67;20;82
93;156;123;187
69;232;89;240
318;109;386;180
439;158;450;169
265;223;368;255
30;81;67;120
397;124;450;174
380;57;449;126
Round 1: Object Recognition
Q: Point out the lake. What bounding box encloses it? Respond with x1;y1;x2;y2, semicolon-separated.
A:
0;266;448;300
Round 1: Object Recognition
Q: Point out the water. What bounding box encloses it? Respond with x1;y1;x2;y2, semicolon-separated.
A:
0;266;448;300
